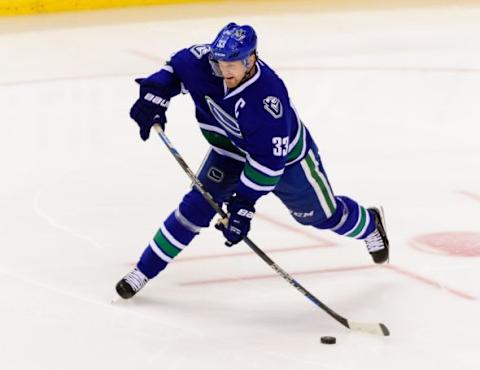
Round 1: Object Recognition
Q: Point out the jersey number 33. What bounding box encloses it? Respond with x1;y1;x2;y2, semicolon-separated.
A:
272;136;289;156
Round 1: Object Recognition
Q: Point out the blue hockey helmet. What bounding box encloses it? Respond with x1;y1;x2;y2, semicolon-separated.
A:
210;22;257;63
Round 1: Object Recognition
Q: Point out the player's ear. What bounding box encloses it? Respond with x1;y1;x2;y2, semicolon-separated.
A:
246;53;255;68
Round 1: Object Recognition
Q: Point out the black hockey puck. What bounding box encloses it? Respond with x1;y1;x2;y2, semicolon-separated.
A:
320;336;336;344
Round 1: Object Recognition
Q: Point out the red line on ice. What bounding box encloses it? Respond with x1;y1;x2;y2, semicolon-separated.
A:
383;264;477;301
176;243;334;262
180;264;377;286
5;63;480;87
255;212;335;246
458;190;480;203
179;261;477;301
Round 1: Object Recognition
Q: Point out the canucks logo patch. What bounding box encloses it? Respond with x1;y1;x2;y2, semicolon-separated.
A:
205;96;243;138
263;96;283;119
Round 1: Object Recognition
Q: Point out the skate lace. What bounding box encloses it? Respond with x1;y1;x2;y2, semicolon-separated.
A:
124;269;148;292
365;229;385;253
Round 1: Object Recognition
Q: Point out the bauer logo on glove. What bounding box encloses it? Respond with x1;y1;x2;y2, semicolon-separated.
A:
215;195;256;246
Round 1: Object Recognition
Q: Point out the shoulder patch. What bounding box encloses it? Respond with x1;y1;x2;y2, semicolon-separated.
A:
263;96;283;119
189;44;210;59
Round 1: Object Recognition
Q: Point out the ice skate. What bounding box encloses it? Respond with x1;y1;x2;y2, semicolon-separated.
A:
115;268;149;299
365;207;389;264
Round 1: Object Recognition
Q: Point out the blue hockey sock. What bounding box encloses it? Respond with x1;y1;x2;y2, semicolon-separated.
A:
314;196;376;239
137;210;199;279
136;187;225;279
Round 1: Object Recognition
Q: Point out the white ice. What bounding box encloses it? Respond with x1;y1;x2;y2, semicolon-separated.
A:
1;3;480;370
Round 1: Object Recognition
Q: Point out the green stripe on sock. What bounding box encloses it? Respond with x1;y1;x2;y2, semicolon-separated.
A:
305;154;336;214
153;230;181;258
244;163;281;186
346;207;367;238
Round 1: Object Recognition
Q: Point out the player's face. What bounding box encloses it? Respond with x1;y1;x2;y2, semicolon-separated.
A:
218;60;248;88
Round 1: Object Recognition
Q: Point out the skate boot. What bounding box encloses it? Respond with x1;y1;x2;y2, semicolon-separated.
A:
364;207;389;264
116;268;149;299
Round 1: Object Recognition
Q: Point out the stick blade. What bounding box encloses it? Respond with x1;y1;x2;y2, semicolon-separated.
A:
348;321;390;336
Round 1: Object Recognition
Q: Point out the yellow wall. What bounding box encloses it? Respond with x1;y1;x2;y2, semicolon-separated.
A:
0;0;215;16
2;0;480;16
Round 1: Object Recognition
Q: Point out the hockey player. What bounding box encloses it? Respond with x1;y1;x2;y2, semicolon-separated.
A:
116;23;389;299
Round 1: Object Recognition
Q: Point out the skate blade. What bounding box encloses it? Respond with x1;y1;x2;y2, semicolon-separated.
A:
110;294;123;305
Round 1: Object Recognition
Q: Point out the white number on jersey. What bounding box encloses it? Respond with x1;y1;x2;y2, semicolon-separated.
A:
272;137;289;156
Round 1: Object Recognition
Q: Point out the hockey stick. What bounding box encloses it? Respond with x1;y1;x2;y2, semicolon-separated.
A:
153;123;390;337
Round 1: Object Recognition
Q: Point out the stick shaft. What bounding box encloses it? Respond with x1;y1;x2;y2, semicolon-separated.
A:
153;124;389;336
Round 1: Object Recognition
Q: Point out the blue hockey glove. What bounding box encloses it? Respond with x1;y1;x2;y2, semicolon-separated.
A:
130;78;169;141
215;195;255;246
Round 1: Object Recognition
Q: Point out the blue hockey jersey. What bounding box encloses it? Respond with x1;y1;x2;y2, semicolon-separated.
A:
143;44;313;203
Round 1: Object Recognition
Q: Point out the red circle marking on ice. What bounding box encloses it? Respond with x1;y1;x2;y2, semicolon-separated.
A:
412;232;480;257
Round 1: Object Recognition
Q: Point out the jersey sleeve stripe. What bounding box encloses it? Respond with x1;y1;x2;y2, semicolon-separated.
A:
198;122;227;136
201;129;246;158
246;155;285;177
161;65;174;73
288;107;302;151
244;162;282;186
211;147;246;162
240;172;277;192
286;123;306;164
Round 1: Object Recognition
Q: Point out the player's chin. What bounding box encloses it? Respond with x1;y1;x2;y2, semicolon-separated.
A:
224;77;238;88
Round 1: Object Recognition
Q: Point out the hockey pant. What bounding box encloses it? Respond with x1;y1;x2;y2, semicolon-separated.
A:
137;145;376;279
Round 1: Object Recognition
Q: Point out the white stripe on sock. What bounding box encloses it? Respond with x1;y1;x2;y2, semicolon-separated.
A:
160;224;186;250
356;209;371;239
149;239;172;263
175;208;202;233
344;205;362;236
